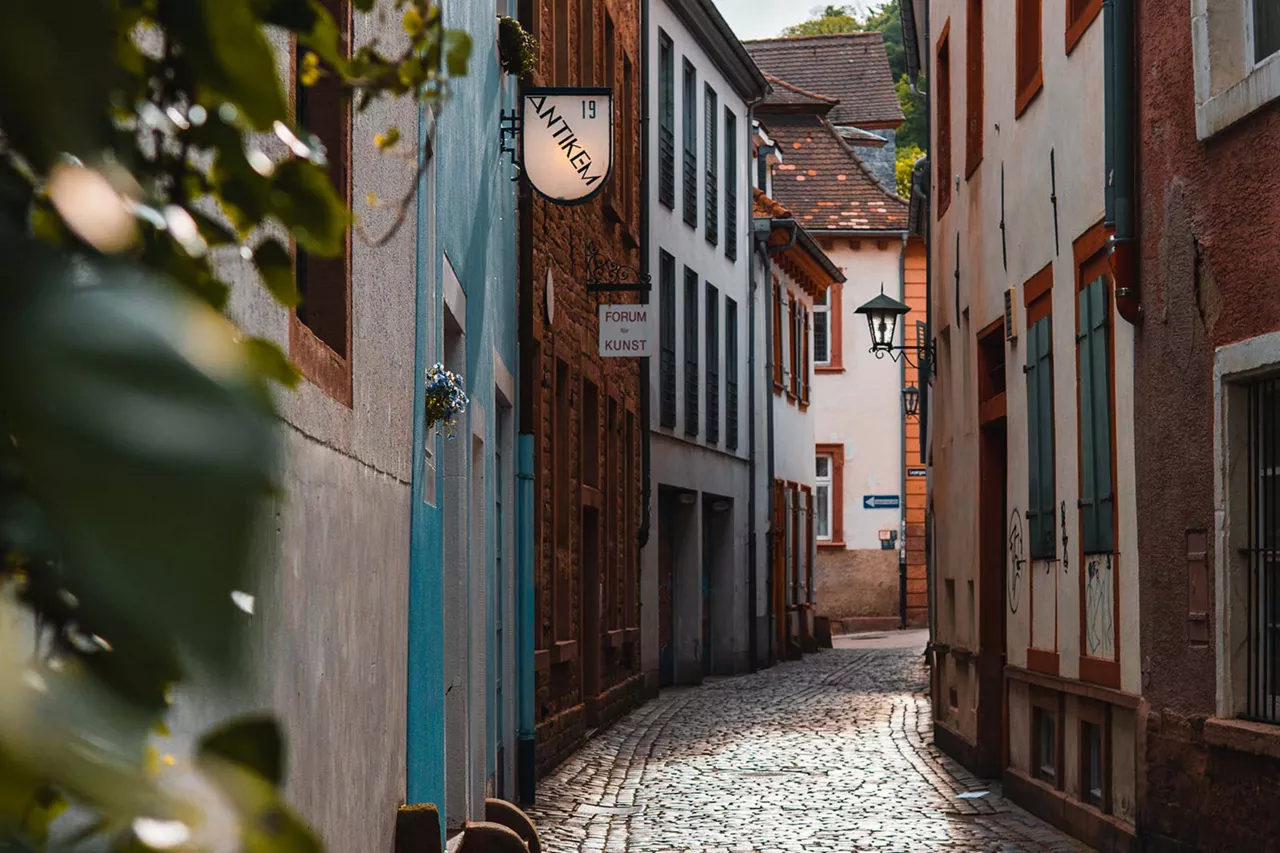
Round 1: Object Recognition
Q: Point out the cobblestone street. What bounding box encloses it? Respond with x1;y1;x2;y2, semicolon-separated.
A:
527;633;1091;852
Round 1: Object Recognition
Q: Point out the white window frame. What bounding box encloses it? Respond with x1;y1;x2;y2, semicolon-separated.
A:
1193;0;1280;138
813;288;831;366
815;454;833;540
1214;329;1280;719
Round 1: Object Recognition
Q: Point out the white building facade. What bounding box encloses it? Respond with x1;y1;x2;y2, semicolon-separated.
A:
642;0;768;685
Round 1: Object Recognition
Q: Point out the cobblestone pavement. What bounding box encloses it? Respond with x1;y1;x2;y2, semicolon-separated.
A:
527;640;1092;853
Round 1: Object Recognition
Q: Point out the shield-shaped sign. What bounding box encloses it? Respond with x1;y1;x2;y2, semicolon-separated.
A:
521;87;613;205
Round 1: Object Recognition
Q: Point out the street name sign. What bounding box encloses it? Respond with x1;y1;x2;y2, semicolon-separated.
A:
599;305;652;357
522;87;613;205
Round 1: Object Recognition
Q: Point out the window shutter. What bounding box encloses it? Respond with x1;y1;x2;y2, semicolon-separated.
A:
705;87;718;245
1087;278;1113;552
659;251;677;427
1036;318;1056;558
684;267;699;435
1078;283;1098;552
658;34;675;209
1025;321;1043;554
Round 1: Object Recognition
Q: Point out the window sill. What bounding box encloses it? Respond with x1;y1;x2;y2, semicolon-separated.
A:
798;401;809;412
817;540;846;549
606;628;626;649
534;649;551;672
965;153;983;181
551;640;578;665
1015;69;1044;119
1079;655;1121;690
1027;647;1061;676
1204;717;1280;761
815;364;844;374
290;313;352;407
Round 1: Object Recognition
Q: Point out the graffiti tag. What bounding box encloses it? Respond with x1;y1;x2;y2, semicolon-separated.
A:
1008;508;1026;614
1061;501;1069;572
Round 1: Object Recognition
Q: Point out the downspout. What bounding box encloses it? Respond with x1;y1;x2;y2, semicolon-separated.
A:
514;0;536;807
1104;0;1139;323
637;0;653;551
922;0;935;660
755;208;797;665
898;234;908;630
744;98;765;672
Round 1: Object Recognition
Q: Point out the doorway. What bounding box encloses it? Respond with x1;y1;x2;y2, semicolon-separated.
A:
658;490;675;686
581;505;601;712
976;320;1008;777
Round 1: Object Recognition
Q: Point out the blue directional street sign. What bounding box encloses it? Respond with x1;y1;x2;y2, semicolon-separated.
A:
863;495;901;509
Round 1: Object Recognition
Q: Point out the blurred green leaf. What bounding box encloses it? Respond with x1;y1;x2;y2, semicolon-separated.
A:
163;0;288;130
197;756;320;853
351;0;374;11
0;232;277;678
268;161;349;257
444;30;472;77
244;338;301;389
189;209;240;248
0;0;115;169
197;716;284;786
253;240;300;308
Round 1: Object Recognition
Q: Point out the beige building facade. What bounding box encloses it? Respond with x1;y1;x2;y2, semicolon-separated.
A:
919;1;1141;848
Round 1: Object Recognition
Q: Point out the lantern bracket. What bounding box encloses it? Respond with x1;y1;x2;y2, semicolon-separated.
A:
585;242;651;293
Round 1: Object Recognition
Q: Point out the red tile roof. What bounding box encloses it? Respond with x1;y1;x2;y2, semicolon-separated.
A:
764;114;908;232
761;74;840;112
746;33;904;128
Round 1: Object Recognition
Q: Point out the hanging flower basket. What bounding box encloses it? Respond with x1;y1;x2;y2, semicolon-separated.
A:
497;16;538;78
425;363;469;434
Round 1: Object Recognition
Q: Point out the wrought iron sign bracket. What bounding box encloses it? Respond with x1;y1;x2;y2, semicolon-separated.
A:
500;110;521;174
870;338;937;379
585;243;650;293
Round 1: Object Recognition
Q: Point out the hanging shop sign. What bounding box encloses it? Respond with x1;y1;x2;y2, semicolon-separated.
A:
599;304;652;357
521;87;613;204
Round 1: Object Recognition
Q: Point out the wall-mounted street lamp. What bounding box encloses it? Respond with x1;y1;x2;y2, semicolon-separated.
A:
854;284;935;376
902;385;920;418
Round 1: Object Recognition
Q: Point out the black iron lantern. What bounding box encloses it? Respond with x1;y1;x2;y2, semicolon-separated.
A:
903;385;920;417
855;285;912;355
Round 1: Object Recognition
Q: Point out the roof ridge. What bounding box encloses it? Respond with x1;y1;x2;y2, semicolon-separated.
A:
745;32;884;44
764;74;840;105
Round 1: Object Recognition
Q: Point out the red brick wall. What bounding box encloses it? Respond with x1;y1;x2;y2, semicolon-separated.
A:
1136;0;1280;845
522;0;645;776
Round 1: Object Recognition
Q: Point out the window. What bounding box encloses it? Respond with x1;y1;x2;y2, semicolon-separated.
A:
1078;273;1115;554
801;306;811;404
789;297;800;398
724;108;738;260
659;250;677;428
682;59;698;228
1254;0;1280;64
293;0;352;406
813;289;830;365
1243;376;1280;722
1015;0;1043;117
706;283;720;444
554;0;570;84
1024;264;1055;561
624;409;637;628
684;266;699;436
704;86;719;246
658;31;675;209
1193;0;1280;137
555;359;571;549
1065;0;1101;54
605;396;617;629
816;455;833;539
579;0;594;83
1034;706;1058;784
582;379;599;489
935;21;952;218
726;297;739;450
965;0;983;177
1081;721;1104;807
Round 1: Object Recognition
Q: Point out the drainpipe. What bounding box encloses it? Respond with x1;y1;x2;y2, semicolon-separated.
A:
637;0;653;552
755;210;797;665
922;0;935;661
744;98;764;672
898;234;908;630
514;0;536;807
1103;0;1139;323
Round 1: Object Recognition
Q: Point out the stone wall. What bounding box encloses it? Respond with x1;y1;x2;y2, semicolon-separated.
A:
815;548;898;622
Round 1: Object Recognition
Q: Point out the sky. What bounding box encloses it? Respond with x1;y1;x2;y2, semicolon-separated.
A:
710;0;879;42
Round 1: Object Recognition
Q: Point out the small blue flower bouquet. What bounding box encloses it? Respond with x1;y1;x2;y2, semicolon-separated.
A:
425;363;469;433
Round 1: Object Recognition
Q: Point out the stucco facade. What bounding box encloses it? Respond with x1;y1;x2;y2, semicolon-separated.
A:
925;1;1140;848
1134;0;1280;849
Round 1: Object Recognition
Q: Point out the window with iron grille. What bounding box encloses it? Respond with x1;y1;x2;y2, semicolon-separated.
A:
813;288;829;365
1077;275;1114;554
1244;376;1280;723
724;108;737;261
684;266;699;435
726;297;739;450
705;283;719;444
682;59;698;228
658;32;675;209
704;86;718;246
659;250;677;428
1025;315;1056;559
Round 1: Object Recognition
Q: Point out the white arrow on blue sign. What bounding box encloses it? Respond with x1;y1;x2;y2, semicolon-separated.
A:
862;495;901;509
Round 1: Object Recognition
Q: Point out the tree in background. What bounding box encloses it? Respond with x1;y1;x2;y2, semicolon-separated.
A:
779;2;926;196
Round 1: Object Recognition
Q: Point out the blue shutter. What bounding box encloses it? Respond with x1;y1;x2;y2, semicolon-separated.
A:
1026;316;1056;560
1078;284;1098;552
1026;320;1043;556
1083;277;1114;553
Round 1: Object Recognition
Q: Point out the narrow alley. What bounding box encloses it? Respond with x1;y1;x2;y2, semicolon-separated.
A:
527;633;1088;853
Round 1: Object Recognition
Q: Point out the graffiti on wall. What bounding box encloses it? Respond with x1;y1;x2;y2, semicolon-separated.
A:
1086;554;1115;658
1008;509;1026;613
1061;501;1069;572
